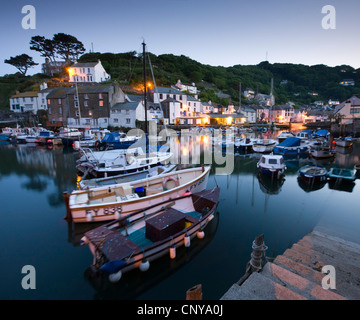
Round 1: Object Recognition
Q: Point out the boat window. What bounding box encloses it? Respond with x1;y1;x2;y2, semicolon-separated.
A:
268;159;278;164
261;158;266;163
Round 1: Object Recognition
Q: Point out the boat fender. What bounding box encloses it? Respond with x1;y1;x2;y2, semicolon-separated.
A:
86;212;93;222
74;141;80;150
197;231;205;239
170;246;176;259
139;259;150;272
108;270;122;283
184;234;191;247
115;210;121;220
162;176;179;190
80;236;89;245
207;214;214;222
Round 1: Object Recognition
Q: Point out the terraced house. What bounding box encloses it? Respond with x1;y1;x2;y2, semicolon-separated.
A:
46;82;126;128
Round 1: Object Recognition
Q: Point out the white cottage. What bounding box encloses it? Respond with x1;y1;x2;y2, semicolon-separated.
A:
68;60;111;83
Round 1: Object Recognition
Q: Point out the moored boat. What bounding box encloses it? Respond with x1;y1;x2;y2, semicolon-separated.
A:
298;164;328;184
80;187;220;281
64;165;211;223
252;139;277;153
78;163;177;189
334;137;353;148
277;131;295;143
257;154;286;178
327;167;356;182
273;137;309;156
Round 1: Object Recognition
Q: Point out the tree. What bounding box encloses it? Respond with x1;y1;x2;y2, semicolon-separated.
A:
30;36;57;62
53;33;85;62
4;54;38;75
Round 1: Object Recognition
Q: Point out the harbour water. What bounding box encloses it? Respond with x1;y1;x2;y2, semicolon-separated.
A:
1;132;360;300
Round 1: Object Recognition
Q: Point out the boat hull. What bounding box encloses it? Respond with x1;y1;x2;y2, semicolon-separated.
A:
85;188;220;278
68;167;211;223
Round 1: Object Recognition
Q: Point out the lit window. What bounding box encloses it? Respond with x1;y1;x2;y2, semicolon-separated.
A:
99;101;103;107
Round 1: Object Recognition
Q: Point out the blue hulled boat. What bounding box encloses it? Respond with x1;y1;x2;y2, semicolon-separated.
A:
273;137;309;156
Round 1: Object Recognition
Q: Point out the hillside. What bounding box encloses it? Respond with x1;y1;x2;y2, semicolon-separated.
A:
1;51;360;110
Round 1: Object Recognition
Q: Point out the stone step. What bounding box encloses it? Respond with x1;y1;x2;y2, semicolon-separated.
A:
298;230;360;269
220;271;307;300
261;262;346;300
276;240;360;299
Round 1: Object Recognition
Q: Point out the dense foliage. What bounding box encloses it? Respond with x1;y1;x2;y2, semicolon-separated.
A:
1;49;360;109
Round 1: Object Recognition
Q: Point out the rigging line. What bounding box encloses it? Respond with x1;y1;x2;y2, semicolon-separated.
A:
126;45;142;86
146;49;168;135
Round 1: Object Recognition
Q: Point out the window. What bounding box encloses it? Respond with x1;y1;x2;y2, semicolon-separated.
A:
58;99;62;105
47;99;50;105
59;107;62;114
84;94;89;99
84;101;88;107
48;107;51;115
99;100;104;107
88;68;90;73
114;118;118;123
99;93;103;99
75;111;79;117
126;119;130;124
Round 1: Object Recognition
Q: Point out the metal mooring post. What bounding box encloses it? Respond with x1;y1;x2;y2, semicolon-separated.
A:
237;234;267;285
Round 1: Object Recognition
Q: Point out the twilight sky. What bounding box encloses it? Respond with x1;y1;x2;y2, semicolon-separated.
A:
1;0;359;76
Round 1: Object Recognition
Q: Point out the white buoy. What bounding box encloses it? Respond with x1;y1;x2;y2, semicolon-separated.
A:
139;259;150;272
184;234;191;247
80;236;89;245
108;270;122;282
197;231;205;239
86;212;93;222
170;246;176;259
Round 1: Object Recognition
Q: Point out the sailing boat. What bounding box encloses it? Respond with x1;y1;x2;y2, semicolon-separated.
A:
76;41;173;179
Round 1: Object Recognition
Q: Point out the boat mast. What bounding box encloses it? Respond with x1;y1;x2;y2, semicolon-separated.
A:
142;41;149;156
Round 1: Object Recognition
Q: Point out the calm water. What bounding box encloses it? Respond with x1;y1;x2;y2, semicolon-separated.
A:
1;133;360;300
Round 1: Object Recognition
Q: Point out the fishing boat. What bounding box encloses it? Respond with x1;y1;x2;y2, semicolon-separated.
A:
78;163;177;189
327;167;356;182
309;140;335;159
257;154;286;178
234;137;253;152
276;131;295;143
75;147;172;178
298;164;328;184
96;132;141;150
59;128;83;146
64;165;211;223
252;139;278;153
80;187;219;281
295;130;313;141
272;137;309;156
334;137;353;148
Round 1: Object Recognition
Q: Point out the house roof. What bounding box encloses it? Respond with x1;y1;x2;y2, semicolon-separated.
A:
111;102;140;111
153;87;184;95
11;91;38;98
72;61;99;68
46;87;71;99
334;95;360;114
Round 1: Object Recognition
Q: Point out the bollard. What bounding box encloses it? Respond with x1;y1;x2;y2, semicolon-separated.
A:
186;284;203;300
237;234;267;285
249;233;265;272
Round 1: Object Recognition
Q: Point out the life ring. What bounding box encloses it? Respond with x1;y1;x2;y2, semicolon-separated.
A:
162;176;179;190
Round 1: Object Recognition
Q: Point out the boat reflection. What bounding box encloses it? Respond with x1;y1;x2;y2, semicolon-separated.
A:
297;177;327;193
327;178;356;193
83;211;220;300
257;172;285;195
